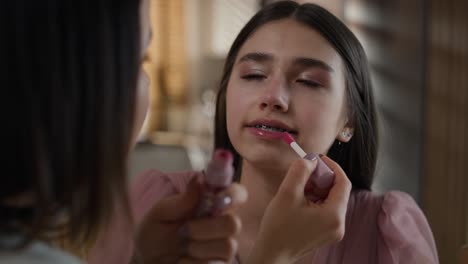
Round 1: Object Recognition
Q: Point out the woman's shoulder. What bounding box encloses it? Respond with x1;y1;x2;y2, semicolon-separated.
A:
131;169;199;195
348;190;431;238
347;190;439;263
349;190;428;226
349;190;417;213
130;169;200;220
86;170;201;264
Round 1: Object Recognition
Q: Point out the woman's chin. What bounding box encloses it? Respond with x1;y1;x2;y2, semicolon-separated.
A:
242;150;296;173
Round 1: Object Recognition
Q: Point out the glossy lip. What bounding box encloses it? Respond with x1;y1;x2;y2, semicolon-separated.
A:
245;119;298;141
248;127;285;140
245;119;297;134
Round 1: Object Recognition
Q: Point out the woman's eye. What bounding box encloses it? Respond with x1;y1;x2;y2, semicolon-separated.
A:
297;79;322;88
241;73;266;81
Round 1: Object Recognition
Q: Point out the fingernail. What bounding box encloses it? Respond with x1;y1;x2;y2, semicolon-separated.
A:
212;194;232;215
178;224;190;238
304;153;318;161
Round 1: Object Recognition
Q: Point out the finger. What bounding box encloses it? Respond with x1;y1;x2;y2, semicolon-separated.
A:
186;238;237;261
306;184;330;202
278;158;318;200
320;155;352;210
151;177;202;222
185;214;241;240
212;183;248;215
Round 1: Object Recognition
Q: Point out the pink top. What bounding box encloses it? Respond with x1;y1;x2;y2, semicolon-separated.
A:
87;170;439;264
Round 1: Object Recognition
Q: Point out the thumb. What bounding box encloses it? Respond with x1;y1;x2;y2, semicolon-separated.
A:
151;177;202;222
278;158;318;200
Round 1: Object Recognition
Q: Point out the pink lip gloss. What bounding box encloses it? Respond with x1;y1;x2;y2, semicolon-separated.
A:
196;149;234;217
281;132;335;201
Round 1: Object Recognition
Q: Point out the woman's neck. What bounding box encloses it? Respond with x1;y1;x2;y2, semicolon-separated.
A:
239;162;285;218
237;160;288;261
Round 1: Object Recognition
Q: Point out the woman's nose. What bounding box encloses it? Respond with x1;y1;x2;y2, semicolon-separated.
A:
259;78;289;112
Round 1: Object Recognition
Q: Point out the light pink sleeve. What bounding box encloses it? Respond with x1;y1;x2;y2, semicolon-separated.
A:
377;191;439;263
87;170;179;264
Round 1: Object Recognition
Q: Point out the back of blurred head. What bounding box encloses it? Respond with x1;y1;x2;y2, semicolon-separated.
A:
0;0;142;247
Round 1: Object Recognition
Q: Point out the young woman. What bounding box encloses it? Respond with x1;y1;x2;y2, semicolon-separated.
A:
89;1;438;263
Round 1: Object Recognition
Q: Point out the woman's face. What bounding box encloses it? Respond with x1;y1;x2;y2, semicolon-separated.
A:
226;19;353;171
131;0;151;146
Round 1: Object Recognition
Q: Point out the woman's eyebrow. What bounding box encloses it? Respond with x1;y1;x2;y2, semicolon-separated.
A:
293;57;334;73
238;52;274;64
237;52;334;73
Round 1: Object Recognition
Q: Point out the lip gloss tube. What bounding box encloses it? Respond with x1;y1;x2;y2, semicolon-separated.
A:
196;149;234;217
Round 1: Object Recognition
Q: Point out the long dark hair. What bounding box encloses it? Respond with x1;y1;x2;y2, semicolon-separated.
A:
0;0;141;247
214;1;378;190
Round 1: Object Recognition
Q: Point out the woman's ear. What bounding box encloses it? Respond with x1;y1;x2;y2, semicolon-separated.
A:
337;118;354;143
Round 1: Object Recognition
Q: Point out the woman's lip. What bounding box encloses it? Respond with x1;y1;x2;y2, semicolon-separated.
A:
247;127;291;140
246;119;295;133
245;125;298;135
